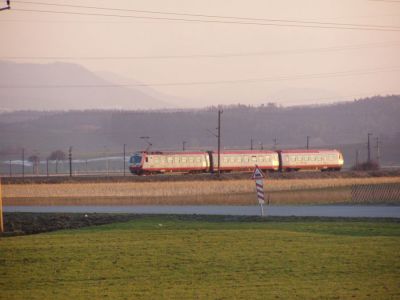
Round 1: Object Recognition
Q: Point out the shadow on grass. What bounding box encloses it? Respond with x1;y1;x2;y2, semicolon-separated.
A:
2;212;399;238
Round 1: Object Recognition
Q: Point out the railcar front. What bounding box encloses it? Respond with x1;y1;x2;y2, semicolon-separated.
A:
279;149;344;171
211;150;279;173
129;152;146;175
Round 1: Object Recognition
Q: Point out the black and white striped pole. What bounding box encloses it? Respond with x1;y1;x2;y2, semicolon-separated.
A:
252;165;266;217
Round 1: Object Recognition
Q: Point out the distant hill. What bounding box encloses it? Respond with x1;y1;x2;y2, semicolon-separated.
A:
0;61;170;110
0;96;399;167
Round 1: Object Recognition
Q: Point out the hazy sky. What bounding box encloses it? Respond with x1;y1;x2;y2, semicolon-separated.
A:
1;0;400;107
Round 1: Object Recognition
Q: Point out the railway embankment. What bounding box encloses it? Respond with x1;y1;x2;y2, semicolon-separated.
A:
2;169;400;184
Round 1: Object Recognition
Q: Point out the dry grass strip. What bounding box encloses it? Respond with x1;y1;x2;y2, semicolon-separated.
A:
2;177;400;205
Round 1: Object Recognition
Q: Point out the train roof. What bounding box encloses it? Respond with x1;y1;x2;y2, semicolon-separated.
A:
139;151;207;155
217;150;277;154
134;149;341;155
279;149;341;154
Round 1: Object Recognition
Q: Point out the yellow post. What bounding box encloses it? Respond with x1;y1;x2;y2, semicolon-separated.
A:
0;178;3;233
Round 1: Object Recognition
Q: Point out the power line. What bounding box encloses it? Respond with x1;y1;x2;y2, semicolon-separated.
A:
12;0;400;30
1;67;399;88
10;8;400;32
2;41;400;60
369;0;400;3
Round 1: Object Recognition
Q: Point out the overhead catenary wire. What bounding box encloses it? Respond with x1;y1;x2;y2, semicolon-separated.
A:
10;8;400;32
12;0;400;30
2;41;400;60
1;66;399;88
369;0;400;3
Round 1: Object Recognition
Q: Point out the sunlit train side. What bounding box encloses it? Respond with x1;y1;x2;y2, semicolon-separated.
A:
129;149;344;175
212;150;279;173
129;151;209;175
279;149;344;172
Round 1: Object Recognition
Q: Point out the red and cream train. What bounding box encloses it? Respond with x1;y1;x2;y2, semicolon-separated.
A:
129;149;344;175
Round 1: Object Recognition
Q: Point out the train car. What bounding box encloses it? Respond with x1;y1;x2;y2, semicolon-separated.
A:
278;149;344;172
211;150;280;173
129;151;210;175
129;149;344;175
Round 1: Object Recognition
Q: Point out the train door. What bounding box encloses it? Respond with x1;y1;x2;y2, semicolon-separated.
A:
277;151;283;172
207;151;214;173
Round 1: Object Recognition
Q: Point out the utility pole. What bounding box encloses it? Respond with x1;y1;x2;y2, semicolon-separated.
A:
68;146;72;177
123;144;126;176
367;133;372;163
217;109;223;177
273;137;278;150
355;149;359;167
250;137;253;150
22;148;25;178
259;142;263;150
0;177;3;233
182;141;186;151
306;136;310;149
375;137;380;163
9;160;12;177
46;159;49;177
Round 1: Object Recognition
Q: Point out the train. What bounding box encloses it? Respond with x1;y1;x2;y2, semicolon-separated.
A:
129;149;344;175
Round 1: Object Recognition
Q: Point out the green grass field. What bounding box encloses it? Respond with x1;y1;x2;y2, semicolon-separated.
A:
1;217;400;299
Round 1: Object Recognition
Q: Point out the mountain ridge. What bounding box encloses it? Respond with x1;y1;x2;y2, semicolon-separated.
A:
0;60;171;110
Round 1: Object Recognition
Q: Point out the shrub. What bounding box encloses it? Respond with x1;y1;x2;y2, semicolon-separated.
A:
352;160;380;171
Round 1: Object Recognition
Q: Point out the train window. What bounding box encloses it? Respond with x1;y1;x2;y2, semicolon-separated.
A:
196;157;201;163
244;156;249;162
189;157;194;163
167;157;173;163
251;156;257;162
259;157;264;162
154;157;159;163
305;156;309;161
182;157;187;163
311;156;315;161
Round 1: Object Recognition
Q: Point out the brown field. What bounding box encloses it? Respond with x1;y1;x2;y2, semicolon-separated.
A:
2;176;400;206
3;169;400;185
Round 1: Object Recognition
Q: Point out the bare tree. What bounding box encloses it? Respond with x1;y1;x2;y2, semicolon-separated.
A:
47;150;66;174
28;154;40;175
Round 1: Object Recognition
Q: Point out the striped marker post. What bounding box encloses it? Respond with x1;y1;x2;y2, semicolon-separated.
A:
251;165;266;216
0;178;3;233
